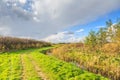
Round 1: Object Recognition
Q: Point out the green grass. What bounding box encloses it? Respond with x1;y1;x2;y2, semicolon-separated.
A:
9;54;22;80
0;53;11;79
0;47;108;80
21;54;41;80
0;53;22;80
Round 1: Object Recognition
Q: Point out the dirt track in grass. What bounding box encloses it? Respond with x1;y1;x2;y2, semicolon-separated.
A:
28;55;49;80
21;53;48;80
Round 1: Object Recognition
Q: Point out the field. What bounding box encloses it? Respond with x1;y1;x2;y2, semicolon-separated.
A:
0;1;120;80
0;47;108;80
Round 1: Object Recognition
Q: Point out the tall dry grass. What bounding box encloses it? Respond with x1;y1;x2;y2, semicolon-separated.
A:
51;43;120;80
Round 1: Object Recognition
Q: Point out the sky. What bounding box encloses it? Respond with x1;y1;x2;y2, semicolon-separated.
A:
0;0;120;43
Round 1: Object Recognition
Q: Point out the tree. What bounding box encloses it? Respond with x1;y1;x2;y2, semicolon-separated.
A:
97;28;107;48
85;30;97;50
113;22;120;43
106;19;113;27
106;19;114;42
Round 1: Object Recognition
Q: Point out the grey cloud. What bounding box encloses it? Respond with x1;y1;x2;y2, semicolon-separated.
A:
0;0;33;21
64;31;74;35
0;0;120;41
55;0;120;25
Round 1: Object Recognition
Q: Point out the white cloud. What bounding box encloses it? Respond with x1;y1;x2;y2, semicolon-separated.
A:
76;29;84;33
0;0;120;42
19;0;26;4
42;31;84;43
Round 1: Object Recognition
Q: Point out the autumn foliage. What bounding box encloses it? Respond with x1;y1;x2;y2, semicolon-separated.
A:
0;37;51;52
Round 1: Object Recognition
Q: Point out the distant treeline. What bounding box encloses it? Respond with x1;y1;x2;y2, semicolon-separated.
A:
0;37;51;52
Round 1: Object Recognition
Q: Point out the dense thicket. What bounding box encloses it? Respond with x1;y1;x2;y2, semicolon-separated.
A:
0;37;51;52
85;19;120;53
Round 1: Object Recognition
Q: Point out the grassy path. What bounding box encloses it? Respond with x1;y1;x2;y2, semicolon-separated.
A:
28;55;48;80
21;54;42;80
0;47;109;80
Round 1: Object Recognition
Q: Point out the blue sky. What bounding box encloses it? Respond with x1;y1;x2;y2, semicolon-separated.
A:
66;9;120;38
0;0;120;43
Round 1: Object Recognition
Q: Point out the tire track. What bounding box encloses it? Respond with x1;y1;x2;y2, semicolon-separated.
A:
21;54;27;80
28;55;49;80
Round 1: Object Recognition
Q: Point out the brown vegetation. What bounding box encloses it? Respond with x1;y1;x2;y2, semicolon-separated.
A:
51;44;120;80
0;37;51;52
102;43;120;53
